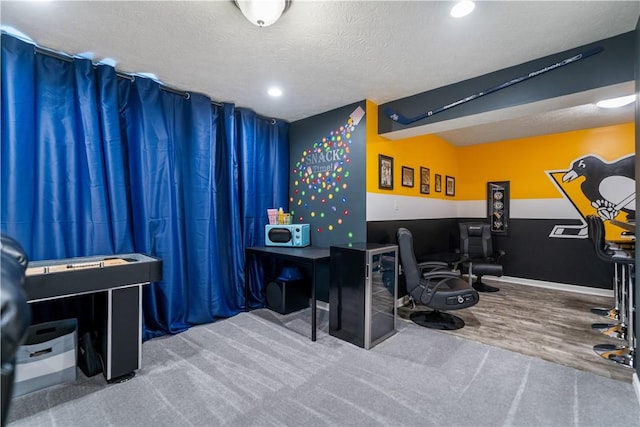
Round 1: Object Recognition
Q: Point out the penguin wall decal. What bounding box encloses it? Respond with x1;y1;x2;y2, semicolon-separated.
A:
547;154;635;239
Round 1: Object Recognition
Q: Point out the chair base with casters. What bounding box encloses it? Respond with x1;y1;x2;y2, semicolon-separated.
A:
396;227;479;331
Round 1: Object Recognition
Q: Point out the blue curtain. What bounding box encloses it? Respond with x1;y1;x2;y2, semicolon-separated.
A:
1;33;289;339
237;110;290;308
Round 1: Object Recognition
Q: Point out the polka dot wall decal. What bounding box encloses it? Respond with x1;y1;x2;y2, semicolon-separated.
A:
290;111;362;236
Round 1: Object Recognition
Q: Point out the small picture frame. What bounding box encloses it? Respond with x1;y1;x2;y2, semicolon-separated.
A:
420;167;430;194
401;166;414;188
378;154;394;190
446;175;455;196
434;174;442;193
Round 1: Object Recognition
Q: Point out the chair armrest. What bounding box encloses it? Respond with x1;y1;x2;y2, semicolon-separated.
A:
494;250;506;262
423;270;460;279
417;261;449;272
419;272;463;302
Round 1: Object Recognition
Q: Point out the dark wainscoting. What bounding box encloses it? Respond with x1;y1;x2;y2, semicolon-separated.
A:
495;218;613;289
367;218;614;291
367;219;459;261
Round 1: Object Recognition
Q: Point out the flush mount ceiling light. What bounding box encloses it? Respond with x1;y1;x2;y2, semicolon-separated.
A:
234;0;291;27
268;87;282;97
451;1;475;18
595;94;636;108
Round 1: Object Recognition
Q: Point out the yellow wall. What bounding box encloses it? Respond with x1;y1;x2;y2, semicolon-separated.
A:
457;123;635;200
366;99;635;201
365;100;460;198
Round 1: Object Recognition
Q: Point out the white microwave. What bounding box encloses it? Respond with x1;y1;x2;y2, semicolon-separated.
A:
265;224;310;247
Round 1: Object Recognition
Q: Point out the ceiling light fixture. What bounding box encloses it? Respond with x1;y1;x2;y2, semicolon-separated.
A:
450;1;475;18
595;94;636;109
234;0;291;27
268;87;282;97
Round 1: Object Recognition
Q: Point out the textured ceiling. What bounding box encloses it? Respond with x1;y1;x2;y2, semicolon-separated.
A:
1;1;639;145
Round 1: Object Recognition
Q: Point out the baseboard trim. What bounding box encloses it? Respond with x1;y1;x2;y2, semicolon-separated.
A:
498;276;613;298
633;373;640;406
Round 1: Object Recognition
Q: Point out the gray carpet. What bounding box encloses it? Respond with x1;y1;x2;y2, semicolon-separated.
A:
7;308;640;427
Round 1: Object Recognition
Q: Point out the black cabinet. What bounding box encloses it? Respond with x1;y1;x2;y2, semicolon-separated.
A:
329;243;397;349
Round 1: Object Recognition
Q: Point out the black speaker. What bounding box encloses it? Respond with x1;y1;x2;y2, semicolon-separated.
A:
265;279;310;315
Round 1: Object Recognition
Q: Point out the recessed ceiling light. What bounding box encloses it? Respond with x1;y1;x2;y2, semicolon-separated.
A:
268;87;282;97
451;1;475;18
595;94;636;108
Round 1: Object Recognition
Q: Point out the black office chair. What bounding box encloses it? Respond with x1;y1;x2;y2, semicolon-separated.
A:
1;235;31;427
397;228;479;330
458;222;505;293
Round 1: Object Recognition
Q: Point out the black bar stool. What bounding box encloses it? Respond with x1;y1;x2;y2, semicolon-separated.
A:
586;215;635;369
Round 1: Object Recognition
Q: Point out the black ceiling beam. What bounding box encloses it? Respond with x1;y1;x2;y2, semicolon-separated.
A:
378;31;635;135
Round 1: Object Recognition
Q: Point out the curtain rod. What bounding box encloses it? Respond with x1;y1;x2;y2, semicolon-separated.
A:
33;45;226;108
32;45;280;122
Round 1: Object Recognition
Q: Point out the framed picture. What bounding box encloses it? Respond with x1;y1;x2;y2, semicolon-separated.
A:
420;167;430;194
378;154;393;190
401;166;414;188
488;181;510;235
446;175;455;196
434;174;442;193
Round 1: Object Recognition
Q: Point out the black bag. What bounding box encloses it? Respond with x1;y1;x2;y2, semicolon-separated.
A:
77;331;103;377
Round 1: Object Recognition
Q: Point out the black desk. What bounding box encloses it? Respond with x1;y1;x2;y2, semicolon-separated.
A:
245;246;330;341
25;253;162;382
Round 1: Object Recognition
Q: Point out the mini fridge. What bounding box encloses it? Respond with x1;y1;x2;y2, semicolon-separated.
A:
329;243;398;349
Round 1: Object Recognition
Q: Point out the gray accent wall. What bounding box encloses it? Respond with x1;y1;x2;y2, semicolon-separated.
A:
289;101;367;248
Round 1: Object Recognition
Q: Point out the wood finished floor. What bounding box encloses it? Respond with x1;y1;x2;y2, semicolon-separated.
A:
397;279;634;383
